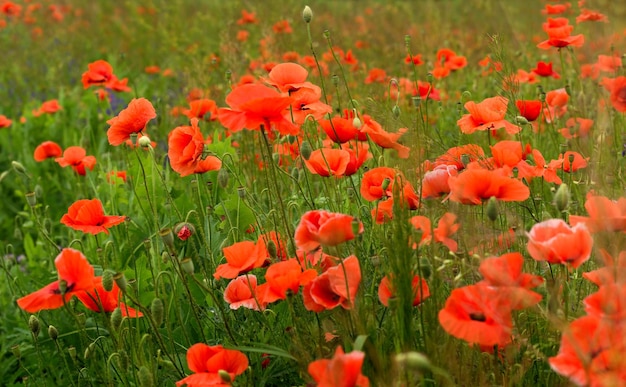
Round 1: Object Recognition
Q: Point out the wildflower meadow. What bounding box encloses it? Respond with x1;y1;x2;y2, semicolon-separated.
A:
2;0;626;385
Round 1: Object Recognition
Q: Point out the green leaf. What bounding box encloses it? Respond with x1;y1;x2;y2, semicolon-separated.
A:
230;343;296;361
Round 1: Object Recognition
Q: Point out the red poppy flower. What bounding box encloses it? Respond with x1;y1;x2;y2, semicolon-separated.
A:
308;346;370;387
559;117;593;139
516;100;542;122
435;144;485;171
342;141;372;176
434;212;460;252
81;60;114;89
447;166;530;205
288;86;332;125
421;165;458;199
360;167;419;209
596;55;622;73
478;252;544;310
601;76;626;113
319;112;366;144
516;149;563;184
438;283;513;348
541;4;570;15
378;274;430;307
236;9;257;25
223;274;264;311
570;193;626;233
55;146;96;175
576;9;609;23
32;99;61;117
60;199;125;235
0;114;12;128
272;20;292;34
295;210;363;252
457;96;521;135
106;170;127;184
364;68;387;84
106;98;157;146
436;48;467;71
17;248;96;313
584;250;626;286
257;259;317;304
360;116;410;159
75;277;142;317
490;140;525;169
214;240;267;280
584;283;626;320
304;256;361;311
559;151;588;172
409;215;432;247
262;62;309;93
527;219;593;269
176;343;249;387
304;148;351;177
183;99;218;121
168;118;222;177
549;316;623;387
218;84;299;136
405;54;423;65
537;17;584;49
34;141;62;161
531;61;560;79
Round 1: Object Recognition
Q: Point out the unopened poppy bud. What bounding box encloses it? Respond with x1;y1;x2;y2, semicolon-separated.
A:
29;315;40;336
114;272;127;293
217;168;229;188
486;196;499;222
515;116;530;126
158;358;175;370
272;152;280;164
138;366;154;387
418;257;432;279
13;227;23;240
392;105;401;119
412;96;421;108
111;307;123;331
175;222;195;241
11;345;21;359
129;132;138;144
396;351;432;373
323;29;330;39
302;5;313;23
102;269;115;292
181;258;195;274
159;228;175;251
300;141;313;160
68;346;77;362
381;177;391;192
201;144;212;160
539;92;546;103
48;325;58;341
161;251;170;264
237;186;246;199
291;167;299;181
84;342;96;360
25;192;36;207
266;240;277;259
369;255;381;266
352;116;362;129
554;183;570;213
218;370;232;384
138;135;152;148
331;74;339;87
151;298;164;327
58;279;68;294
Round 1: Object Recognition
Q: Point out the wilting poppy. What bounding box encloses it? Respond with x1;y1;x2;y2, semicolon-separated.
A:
378;274;430;307
438;283;513;348
60;198;125;235
214;240;267;280
167;118;222;177
75;277;142;317
218;83;299;136
537;17;584;49
17;248;96;313
569;193;626;233
447;166;530;205
55;146;96;175
308;346;370;387
223;274;264;311
304;256;361;311
34;141;62;161
478;252;544;310
527;219;593;269
295;210;363;252
457;96;520;135
106;98;157;146
176;343;249;387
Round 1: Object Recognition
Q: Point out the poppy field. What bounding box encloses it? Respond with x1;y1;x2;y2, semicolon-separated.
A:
2;0;626;385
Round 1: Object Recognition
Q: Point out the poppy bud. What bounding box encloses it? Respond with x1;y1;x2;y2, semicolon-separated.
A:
461;91;472;103
158;358;175;370
218;370;232;384
48;325;58;341
159;228;175;251
58;279;68;295
111;307;123;331
302;5;313;23
381;177;391;192
175;223;195;241
300;141;313;160
266;240;277;259
151;298;164;327
29;315;40;337
102;269;115;292
11;161;27;176
352;115;362;129
217;168;229;188
291;167;299;181
161;251;170;264
460;154;470;167
84;342;96;360
486;196;499;222
114;272;128;293
515;116;530;126
392;105;401;119
412;96;421;108
25;192;36;207
554;183;570;213
11;345;21;359
237;186;246;199
14;227;22;241
138;366;154;387
323;29;330;39
201;144;212;160
396;351;432;374
181;258;195;275
418;257;432;279
404;34;411;48
68;346;77;363
331;74;339;87
138;135;152;148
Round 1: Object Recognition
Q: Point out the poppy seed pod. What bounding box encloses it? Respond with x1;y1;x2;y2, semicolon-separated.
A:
159;228;175;251
25;192;36;207
218;370;232;384
68;346;77;362
181;258;195;275
114;272;127;293
11;345;20;359
302;5;313;23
